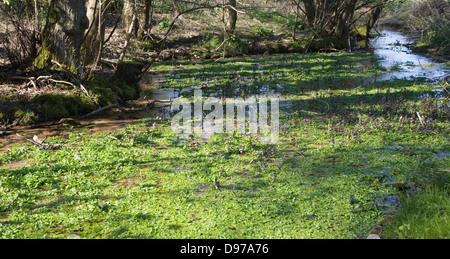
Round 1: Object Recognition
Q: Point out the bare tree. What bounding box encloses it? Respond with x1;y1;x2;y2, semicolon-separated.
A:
290;0;394;48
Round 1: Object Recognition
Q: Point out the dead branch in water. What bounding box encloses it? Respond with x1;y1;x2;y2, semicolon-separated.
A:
78;104;119;120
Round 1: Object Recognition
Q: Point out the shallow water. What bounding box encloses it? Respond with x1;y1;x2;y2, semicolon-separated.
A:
143;30;449;101
370;30;449;81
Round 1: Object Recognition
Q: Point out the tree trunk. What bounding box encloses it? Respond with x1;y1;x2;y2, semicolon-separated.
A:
123;0;137;36
36;0;89;73
366;6;383;36
83;0;108;66
225;0;237;35
301;0;317;30
365;6;383;47
138;0;153;38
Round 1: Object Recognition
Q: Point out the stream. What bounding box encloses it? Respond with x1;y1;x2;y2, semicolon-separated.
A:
1;29;448;152
370;30;448;82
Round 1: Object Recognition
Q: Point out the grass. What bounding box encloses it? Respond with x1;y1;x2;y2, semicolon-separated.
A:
0;53;448;239
381;183;450;239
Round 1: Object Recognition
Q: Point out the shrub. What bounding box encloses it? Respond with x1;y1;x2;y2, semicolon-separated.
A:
252;27;274;37
384;0;450;56
202;34;250;57
158;18;173;31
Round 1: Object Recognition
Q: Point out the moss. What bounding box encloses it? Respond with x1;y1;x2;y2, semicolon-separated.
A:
32;93;97;121
33;46;54;70
271;43;288;53
33;94;69;120
13;108;24;119
136;39;160;51
0;92;15;102
111;80;140;101
110;60;144;101
64;94;96;115
33;45;80;75
79;93;99;110
88;85;117;105
12;108;38;125
351;26;369;38
48;7;58;24
288;41;306;53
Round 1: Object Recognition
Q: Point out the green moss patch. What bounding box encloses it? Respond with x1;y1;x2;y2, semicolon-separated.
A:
32;93;96;121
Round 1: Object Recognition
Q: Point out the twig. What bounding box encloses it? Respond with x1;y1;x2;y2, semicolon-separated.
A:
16;133;62;150
28;78;37;90
107;135;123;144
10;75;78;90
213;178;221;192
103;12;122;46
50;60;95;103
118;13;137;63
416;111;424;128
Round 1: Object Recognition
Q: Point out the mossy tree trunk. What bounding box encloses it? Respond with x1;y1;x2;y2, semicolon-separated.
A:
35;0;89;73
365;6;383;38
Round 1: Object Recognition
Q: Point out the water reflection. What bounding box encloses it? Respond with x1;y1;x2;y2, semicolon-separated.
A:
370;30;449;81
